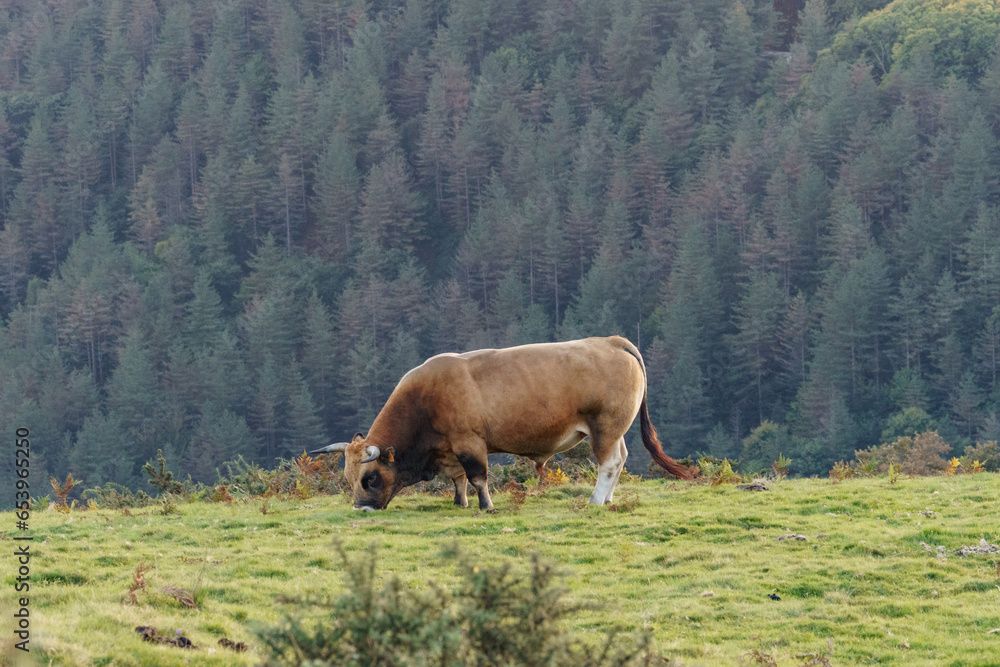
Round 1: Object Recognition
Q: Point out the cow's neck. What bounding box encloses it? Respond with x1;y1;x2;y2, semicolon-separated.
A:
367;389;422;454
366;389;438;485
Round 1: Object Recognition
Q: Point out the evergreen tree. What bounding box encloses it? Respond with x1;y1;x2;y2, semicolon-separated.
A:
70;411;132;487
284;371;328;454
312;129;360;259
718;2;759;105
797;0;831;60
184;270;225;350
358;153;423;257
961;204;1000;314
253;353;285;461
730;270;784;423
301;291;338;426
187;401;256;483
106;327;162;466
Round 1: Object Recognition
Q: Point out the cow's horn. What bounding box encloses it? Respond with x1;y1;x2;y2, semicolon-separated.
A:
360;445;381;463
309;442;350;456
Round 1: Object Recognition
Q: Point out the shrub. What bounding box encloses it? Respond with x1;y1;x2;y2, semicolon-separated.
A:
607;490;640;513
143;450;194;496
698;457;742;485
543;466;569;486
489;458;539;486
551;455;599;483
257;542;673;666
945;457;961;476
771;453;792;480
86;483;156;509
502;481;527;513
854;430;952;476
963;440;1000;472
217;455;275;496
50;474;78;513
828;461;853;483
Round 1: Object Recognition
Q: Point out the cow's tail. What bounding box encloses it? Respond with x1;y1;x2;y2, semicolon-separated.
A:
620;339;693;480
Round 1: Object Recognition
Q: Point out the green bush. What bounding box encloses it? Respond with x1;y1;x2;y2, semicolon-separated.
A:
84;483;155;509
256;542;673;667
854;430;952;475
142;449;196;497
962;440;1000;472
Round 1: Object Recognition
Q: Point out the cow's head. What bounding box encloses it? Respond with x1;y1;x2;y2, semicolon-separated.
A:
312;434;400;510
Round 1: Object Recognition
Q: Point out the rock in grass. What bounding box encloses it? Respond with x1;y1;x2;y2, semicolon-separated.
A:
953;539;999;556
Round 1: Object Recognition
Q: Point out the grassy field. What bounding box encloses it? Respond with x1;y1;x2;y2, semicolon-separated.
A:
2;473;999;666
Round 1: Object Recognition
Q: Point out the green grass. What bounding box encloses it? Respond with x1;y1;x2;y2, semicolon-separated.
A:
3;474;1000;666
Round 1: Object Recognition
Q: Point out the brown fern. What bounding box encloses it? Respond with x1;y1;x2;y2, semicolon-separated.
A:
50;474;78;512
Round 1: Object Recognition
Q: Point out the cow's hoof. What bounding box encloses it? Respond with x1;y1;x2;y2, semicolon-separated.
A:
358;506;376;512
486;508;499;514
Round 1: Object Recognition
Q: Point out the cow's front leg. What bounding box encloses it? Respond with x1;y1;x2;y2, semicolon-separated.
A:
456;450;495;513
453;474;469;507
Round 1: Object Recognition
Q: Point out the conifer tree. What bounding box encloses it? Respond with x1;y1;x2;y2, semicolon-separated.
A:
70;411;132;487
301;291;338;425
312;129;360;259
730;270;784;423
285;371;328;454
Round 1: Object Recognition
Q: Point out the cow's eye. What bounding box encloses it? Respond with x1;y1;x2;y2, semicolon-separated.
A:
361;472;381;490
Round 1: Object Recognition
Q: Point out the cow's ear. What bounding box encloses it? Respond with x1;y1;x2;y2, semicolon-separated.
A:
385;447;395;463
353;432;364;441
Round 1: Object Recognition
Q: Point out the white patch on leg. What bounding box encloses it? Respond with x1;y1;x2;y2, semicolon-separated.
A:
603;439;629;504
589;439;625;505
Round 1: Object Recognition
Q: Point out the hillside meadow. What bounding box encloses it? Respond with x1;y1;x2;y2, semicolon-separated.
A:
2;474;999;666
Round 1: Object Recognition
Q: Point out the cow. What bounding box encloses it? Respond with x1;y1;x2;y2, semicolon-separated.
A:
311;336;691;512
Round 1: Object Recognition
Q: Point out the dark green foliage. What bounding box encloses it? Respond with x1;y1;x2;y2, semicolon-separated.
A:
85;483;156;509
217;456;273;498
741;421;803;476
142;450;189;496
5;0;1000;504
256;542;672;666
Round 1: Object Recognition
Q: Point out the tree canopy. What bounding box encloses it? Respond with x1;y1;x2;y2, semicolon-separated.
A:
2;0;999;496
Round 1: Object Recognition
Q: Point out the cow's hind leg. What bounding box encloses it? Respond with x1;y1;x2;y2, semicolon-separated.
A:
453;474;469;507
589;435;627;505
455;449;496;513
603;438;629;504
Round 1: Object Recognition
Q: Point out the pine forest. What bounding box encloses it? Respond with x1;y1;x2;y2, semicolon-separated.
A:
3;0;1000;499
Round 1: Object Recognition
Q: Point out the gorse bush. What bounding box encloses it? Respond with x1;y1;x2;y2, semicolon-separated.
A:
85;482;155;509
214;452;347;499
142;449;194;496
854;430;952;475
256;542;673;667
697;457;743;486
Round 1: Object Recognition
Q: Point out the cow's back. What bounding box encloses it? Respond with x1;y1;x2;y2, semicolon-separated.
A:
402;337;644;454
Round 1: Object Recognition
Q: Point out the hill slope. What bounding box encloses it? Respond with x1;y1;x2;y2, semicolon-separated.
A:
4;474;998;665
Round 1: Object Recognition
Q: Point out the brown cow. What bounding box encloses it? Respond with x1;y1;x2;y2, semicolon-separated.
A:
312;336;690;512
